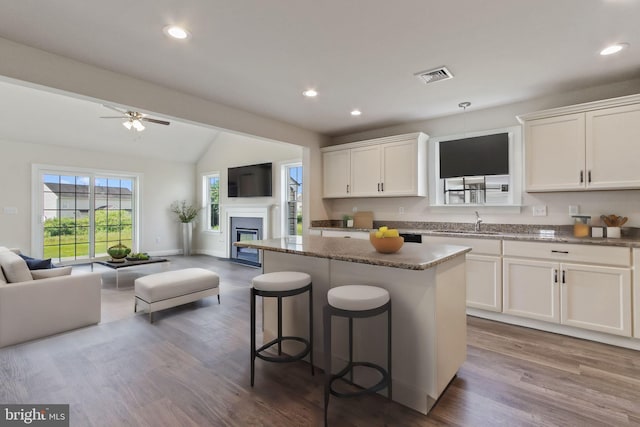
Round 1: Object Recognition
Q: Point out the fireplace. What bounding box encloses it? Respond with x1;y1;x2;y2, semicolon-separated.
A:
230;216;263;267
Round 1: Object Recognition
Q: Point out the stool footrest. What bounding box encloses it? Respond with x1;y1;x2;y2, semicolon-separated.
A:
256;336;311;363
329;361;390;398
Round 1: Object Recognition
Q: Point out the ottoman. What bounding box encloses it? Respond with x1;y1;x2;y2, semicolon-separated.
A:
134;268;220;322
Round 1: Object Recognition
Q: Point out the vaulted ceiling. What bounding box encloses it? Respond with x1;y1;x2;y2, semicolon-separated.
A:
0;0;638;142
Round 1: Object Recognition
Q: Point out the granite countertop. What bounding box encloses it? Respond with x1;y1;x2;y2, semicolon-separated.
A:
234;235;471;270
310;225;640;248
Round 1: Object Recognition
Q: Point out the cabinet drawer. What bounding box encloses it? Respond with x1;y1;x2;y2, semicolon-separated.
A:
321;230;369;239
423;236;501;255
503;240;630;267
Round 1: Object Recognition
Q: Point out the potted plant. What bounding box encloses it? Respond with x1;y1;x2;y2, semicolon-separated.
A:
170;200;200;255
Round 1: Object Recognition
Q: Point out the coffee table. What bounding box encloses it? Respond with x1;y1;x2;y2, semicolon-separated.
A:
92;257;170;288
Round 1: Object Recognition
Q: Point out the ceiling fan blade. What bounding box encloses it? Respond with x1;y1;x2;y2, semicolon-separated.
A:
100;116;128;119
102;104;127;114
142;117;171;125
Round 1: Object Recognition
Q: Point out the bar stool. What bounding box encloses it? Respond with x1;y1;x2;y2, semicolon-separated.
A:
323;285;391;425
251;271;314;387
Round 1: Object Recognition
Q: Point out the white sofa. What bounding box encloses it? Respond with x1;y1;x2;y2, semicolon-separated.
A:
0;247;102;348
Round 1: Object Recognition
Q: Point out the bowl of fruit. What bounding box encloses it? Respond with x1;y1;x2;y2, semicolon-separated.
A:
370;226;404;254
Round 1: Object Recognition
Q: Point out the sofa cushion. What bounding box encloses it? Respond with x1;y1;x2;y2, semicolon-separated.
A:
31;266;72;280
0;250;33;283
19;254;53;270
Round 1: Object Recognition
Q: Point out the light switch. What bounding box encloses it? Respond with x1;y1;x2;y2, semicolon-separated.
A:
532;205;547;216
569;205;579;215
3;207;18;215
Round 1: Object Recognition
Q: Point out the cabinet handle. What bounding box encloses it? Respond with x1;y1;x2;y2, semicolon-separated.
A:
551;250;569;254
346;184;349;193
554;269;558;284
562;270;566;284
588;170;591;183
377;183;381;192
381;182;384;192
580;170;584;183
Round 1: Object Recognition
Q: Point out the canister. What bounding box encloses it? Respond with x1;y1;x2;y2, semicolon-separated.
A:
572;215;591;237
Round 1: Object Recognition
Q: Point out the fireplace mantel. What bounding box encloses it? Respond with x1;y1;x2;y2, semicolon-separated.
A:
225;205;271;259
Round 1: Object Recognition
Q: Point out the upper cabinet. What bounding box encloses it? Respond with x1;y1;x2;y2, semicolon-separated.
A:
322;133;428;198
518;94;640;192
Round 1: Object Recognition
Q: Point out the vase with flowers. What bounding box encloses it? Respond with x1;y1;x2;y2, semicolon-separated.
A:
170;200;200;256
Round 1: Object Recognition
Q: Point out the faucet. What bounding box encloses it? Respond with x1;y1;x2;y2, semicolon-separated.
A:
474;211;483;232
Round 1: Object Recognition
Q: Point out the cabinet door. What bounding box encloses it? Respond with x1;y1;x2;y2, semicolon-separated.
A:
503;258;560;322
380;139;422;196
561;263;631;336
586;103;640;189
524;113;585;191
467;254;502;312
350;145;381;197
323;150;350;197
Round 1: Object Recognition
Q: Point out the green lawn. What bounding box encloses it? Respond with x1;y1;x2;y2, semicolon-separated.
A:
44;230;132;259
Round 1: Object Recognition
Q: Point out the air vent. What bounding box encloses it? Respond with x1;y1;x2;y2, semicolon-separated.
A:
415;66;454;84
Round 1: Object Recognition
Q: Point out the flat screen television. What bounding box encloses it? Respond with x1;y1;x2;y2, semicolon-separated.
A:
228;162;273;197
439;133;509;179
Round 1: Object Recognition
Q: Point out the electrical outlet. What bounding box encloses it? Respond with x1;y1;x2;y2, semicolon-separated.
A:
399;207;405;215
155;236;161;244
352;207;358;213
569;205;579;215
532;205;547;216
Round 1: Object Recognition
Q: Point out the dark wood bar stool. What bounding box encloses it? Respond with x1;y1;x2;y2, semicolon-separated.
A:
323;285;391;426
250;271;314;387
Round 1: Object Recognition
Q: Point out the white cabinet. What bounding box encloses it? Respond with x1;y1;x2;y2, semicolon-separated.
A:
423;236;502;312
321;230;369;239
586;103;640;189
322;149;351;197
503;258;559;322
322;133;428;198
524;113;585;191
503;241;632;337
519;95;640;192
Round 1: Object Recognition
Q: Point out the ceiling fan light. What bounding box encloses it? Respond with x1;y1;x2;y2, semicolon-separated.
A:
132;120;145;131
122;120;133;130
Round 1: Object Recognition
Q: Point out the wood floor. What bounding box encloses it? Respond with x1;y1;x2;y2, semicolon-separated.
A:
1;255;639;426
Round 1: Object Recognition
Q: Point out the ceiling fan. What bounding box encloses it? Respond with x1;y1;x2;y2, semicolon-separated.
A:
100;105;170;132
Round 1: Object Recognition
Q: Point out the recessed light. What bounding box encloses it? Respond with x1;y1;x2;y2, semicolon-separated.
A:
302;89;318;97
600;43;628;56
350;109;362;116
163;25;191;40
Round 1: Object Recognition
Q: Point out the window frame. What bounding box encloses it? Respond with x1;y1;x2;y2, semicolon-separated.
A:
428;125;522;211
203;172;221;233
280;161;303;237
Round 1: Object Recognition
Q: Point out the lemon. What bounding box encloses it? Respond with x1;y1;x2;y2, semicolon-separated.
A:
378;226;388;233
375;231;384;238
383;229;399;237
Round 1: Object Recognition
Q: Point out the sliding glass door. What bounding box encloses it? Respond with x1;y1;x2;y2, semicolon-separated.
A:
37;168;137;263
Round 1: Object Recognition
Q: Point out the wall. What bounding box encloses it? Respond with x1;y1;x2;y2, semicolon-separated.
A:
0;138;194;255
0;37;331;224
195;132;303;257
327;78;640;228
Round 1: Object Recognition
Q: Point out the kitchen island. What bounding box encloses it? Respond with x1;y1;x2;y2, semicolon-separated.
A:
236;235;471;414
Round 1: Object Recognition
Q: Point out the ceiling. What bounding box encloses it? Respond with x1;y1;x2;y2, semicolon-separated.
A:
0;0;639;138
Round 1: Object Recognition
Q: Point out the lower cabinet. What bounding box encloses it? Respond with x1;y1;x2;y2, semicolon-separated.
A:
467;254;502;312
423;236;502;312
503;241;632;337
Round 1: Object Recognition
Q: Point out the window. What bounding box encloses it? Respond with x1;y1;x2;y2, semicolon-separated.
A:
204;173;220;231
35;166;138;263
283;163;303;236
428;126;522;209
